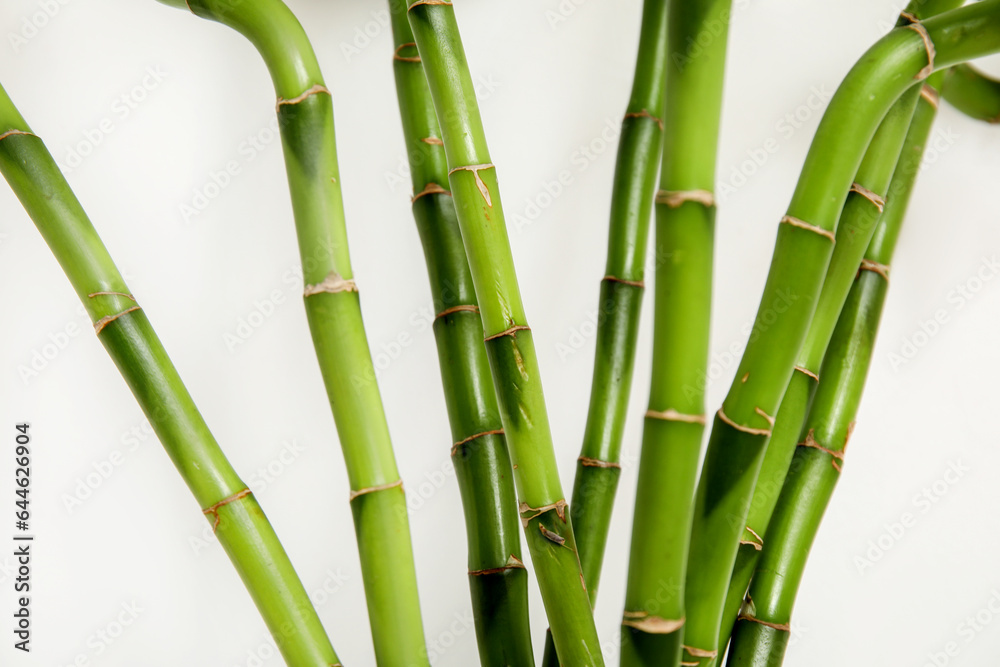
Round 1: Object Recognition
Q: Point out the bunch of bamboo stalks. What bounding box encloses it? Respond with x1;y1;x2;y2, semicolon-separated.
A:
3;0;1000;665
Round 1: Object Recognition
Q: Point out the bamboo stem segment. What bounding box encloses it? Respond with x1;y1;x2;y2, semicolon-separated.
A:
406;1;604;663
158;0;430;663
386;2;533;664
622;0;731;664
683;2;1000;660
0;83;340;667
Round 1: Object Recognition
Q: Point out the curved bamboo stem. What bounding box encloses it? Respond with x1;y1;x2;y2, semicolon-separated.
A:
406;2;604;663
158;0;429;663
0;83;340;667
942;63;1000;123
724;70;943;666
385;2;533;664
682;3;1000;662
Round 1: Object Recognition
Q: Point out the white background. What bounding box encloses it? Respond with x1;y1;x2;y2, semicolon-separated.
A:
1;1;999;665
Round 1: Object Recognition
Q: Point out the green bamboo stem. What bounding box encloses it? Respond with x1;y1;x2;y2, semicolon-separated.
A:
716;3;961;654
682;4;1000;663
942;63;1000;123
385;2;533;664
406;2;604;664
714;83;920;660
539;1;669;664
724;71;942;666
157;0;428;663
620;0;731;664
0;83;339;667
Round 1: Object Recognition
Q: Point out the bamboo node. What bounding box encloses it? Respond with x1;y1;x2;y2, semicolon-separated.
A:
449;163;495;207
408;0;453;8
451;428;504;455
88;291;136;301
411;181;452;203
93;306;142;335
798;429;846;472
902;16;936;80
754;406;775;428
920;84;940;108
859;258;890;281
349;479;403;501
202;488;253;532
393;42;421;63
655;189;715;208
484;324;530;342
603;275;645;288
682;646;718;658
849;182;885;212
275;84;331;112
736;614;791;632
717;407;771;437
469;554;525;576
623;108;664;131
793;365;819;382
578;456;621;469
645;409;707;425
519;499;567;527
780;215;835;242
303;271;358;297
436;304;479;320
0;129;38;142
621;610;685;634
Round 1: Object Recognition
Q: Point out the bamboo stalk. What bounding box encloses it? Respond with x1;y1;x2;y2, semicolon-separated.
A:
681;4;1000;663
621;0;731;664
724;70;944;666
540;1;669;664
942;63;1000;123
385;2;533;664
406;2;604;663
157;0;429;663
0;83;340;667
715;2;962;654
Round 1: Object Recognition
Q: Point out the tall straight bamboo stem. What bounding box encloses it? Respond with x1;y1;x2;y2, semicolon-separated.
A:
942;63;1000;122
385;2;533;664
406;2;604;664
541;1;668;664
725;72;943;666
157;0;428;663
0;83;340;667
681;4;1000;663
621;0;732;665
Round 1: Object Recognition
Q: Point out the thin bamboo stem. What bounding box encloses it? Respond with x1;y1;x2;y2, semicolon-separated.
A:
541;0;669;664
0;83;340;667
682;3;1000;662
385;2;533;664
158;0;429;663
942;63;1000;123
622;0;731;664
406;2;604;663
724;70;943;666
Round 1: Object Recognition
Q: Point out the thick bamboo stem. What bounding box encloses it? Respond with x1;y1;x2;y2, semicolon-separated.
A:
942;63;1000;123
622;0;732;665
